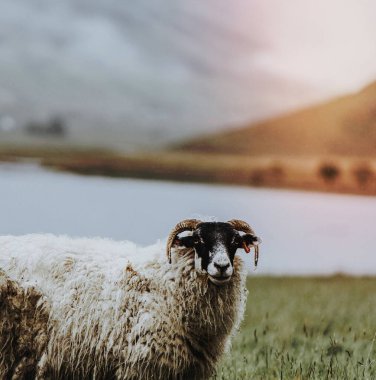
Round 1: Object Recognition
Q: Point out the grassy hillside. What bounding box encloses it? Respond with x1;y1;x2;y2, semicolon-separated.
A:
163;82;376;194
1;144;376;195
216;276;376;380
177;82;376;158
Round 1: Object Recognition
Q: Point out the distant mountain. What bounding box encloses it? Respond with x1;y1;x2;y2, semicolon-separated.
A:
0;0;364;151
177;82;376;157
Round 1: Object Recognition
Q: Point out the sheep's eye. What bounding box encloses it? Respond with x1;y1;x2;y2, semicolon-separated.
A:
194;239;203;245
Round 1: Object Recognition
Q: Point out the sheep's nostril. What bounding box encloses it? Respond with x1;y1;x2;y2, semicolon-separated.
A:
214;263;230;273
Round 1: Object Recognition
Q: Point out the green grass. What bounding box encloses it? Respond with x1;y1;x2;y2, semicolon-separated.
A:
215;276;376;380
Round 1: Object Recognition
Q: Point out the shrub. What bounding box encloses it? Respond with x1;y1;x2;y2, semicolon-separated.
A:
250;169;265;186
318;163;340;183
352;164;373;187
268;164;284;183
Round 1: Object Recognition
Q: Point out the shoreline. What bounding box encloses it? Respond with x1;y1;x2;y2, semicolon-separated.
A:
0;146;375;196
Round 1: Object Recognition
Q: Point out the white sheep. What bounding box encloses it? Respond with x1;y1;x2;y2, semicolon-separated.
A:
0;219;261;379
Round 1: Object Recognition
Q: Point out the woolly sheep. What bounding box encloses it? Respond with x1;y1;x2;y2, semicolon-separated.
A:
0;219;261;379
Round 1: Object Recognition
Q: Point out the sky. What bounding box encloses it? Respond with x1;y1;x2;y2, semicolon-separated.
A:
0;0;375;149
247;0;376;93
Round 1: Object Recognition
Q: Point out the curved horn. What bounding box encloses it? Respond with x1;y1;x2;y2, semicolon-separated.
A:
227;219;260;268
227;219;255;234
166;219;202;264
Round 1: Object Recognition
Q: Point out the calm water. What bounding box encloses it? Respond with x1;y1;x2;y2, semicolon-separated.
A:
1;163;375;275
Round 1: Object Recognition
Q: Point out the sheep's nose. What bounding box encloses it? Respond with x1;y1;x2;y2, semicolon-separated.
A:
214;262;230;273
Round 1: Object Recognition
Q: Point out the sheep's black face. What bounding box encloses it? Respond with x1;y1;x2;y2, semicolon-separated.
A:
176;222;258;285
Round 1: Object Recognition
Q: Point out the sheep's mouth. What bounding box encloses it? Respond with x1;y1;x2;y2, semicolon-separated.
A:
208;275;231;286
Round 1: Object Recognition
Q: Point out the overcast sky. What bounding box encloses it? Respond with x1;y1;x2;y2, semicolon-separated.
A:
244;0;376;95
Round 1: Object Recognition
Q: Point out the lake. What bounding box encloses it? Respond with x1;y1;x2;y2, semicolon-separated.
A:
1;162;375;275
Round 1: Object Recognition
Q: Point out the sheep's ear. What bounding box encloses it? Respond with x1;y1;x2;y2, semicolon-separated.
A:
173;236;195;248
241;234;261;253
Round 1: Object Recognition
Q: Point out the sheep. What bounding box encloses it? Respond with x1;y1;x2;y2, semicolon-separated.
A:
0;219;261;380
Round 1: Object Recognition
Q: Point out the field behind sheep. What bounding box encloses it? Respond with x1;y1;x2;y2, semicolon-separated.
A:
216;276;376;380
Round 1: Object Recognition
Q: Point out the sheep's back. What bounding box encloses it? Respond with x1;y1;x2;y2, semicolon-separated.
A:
0;234;164;296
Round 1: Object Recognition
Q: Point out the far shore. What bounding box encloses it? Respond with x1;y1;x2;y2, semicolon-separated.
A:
0;145;375;196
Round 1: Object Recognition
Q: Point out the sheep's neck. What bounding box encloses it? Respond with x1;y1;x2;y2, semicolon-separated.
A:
175;254;245;355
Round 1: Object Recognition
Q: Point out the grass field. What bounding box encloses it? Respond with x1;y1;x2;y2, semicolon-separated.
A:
215;277;376;380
